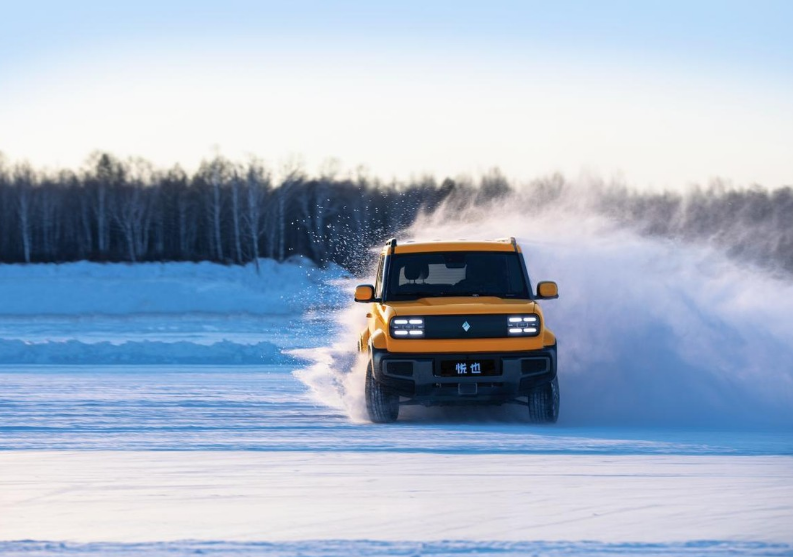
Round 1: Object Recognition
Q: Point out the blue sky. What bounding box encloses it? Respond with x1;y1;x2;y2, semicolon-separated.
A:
1;0;791;188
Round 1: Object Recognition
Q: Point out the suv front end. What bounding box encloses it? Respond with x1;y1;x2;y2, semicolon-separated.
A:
355;238;560;423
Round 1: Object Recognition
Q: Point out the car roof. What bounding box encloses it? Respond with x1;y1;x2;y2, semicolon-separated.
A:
382;238;521;255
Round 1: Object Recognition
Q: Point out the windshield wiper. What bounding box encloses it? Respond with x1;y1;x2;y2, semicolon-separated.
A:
392;291;522;300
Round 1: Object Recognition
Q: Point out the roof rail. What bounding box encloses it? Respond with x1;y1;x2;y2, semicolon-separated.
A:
495;237;518;251
510;236;517;251
385;238;397;254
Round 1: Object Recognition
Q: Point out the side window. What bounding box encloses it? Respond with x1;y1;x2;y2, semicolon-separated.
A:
373;255;385;299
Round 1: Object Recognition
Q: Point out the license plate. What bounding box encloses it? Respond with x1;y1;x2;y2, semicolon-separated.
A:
438;359;498;377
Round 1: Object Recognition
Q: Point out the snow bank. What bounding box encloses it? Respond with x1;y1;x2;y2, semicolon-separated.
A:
0;258;347;365
0;258;345;315
0;339;287;365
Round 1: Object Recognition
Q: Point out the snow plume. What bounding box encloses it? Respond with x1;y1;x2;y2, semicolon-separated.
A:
413;190;793;428
296;186;793;428
292;302;371;422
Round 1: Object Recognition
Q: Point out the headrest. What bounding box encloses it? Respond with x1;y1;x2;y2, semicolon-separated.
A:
404;261;429;281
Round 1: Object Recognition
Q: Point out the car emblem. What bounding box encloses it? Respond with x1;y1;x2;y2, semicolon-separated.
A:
462;321;471;332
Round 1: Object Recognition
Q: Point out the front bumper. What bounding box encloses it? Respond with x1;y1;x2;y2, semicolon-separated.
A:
371;345;557;405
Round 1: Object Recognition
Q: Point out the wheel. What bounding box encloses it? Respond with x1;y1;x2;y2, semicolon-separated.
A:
527;376;559;423
365;359;399;423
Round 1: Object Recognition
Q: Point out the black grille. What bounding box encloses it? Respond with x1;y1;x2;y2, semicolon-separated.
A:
423;315;508;339
521;358;550;375
386;361;414;377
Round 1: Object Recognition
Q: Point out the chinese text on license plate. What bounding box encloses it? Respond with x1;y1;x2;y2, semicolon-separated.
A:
439;359;498;377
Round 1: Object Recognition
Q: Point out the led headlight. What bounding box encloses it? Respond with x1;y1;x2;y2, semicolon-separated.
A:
507;314;540;336
390;317;424;338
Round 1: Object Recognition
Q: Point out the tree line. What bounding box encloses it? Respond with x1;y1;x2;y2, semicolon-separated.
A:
1;153;790;276
0;153;503;273
601;181;793;276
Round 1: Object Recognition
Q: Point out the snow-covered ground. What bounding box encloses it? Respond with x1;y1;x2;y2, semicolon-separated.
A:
2;364;792;555
0;259;345;364
1;243;792;556
3;451;792;545
3;540;791;557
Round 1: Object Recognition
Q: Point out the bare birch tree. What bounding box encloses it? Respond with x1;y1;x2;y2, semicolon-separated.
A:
14;165;34;263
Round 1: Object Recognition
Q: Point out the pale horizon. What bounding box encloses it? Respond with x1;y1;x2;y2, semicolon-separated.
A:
2;1;792;190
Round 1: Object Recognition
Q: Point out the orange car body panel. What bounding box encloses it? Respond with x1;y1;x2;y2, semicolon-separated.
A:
359;239;556;354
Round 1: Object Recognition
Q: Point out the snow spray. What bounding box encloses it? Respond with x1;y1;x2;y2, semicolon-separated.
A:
296;188;793;428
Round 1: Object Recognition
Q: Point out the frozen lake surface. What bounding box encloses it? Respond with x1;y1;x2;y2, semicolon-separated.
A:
1;260;792;556
2;450;792;548
1;366;791;455
1;366;792;557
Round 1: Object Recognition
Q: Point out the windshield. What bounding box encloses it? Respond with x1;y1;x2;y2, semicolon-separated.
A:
385;251;530;301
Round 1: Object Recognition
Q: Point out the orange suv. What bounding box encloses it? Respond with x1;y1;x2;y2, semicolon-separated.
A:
355;238;559;423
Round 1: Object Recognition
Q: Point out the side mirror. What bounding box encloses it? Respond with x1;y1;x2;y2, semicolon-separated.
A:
536;281;559;300
354;284;376;303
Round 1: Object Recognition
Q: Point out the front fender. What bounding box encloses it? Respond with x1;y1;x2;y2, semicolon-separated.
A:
370;329;387;350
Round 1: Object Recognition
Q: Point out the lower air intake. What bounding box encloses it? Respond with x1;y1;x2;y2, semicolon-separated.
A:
521;358;550;375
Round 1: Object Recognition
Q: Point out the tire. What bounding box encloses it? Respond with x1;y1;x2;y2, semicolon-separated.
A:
527;376;560;423
365;360;399;423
